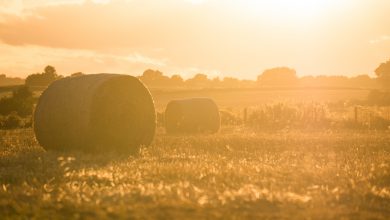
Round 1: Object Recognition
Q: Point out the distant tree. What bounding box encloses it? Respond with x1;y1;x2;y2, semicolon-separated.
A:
367;60;390;105
349;75;377;89
367;90;390;106
0;85;34;116
25;65;61;87
44;65;57;76
257;67;298;87
141;69;164;81
71;72;84;77
241;79;256;88
186;73;209;87
211;77;221;87
139;69;170;87
223;77;240;88
0;74;24;86
318;75;349;87
375;59;390;90
192;73;208;82
170;74;184;86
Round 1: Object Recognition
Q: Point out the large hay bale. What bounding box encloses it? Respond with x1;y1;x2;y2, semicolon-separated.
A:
164;98;220;134
34;74;156;153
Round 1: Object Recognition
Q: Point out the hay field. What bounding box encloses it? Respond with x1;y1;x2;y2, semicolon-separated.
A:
1;88;389;219
0;128;389;219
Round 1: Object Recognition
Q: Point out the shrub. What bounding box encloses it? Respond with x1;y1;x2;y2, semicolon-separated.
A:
0;112;23;130
366;90;390;106
0;85;34;117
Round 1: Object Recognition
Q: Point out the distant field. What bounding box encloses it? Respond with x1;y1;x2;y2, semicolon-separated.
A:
0;128;389;219
0;85;19;98
0;92;11;99
0;86;370;111
151;88;370;110
0;85;44;99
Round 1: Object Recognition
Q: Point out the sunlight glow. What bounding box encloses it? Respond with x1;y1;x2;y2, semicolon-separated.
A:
185;0;206;5
90;0;111;4
237;0;347;24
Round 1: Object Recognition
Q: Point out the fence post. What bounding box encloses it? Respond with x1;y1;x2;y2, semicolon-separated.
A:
243;108;248;125
369;112;372;129
354;106;358;123
388;107;390;121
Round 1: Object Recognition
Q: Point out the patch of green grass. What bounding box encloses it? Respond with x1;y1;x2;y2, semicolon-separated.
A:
0;129;389;219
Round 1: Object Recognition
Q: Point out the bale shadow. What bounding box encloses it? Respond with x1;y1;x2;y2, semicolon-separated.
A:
0;129;141;185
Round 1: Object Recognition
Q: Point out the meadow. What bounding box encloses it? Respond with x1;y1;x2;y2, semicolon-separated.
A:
0;128;389;219
0;88;389;219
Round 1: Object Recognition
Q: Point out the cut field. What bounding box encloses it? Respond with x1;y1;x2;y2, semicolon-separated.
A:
0;85;370;108
150;88;370;110
0;128;389;219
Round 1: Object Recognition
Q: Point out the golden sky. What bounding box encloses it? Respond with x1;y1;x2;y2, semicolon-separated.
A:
0;0;389;79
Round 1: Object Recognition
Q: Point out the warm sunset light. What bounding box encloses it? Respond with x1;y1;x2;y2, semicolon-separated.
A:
0;0;389;78
1;1;390;219
236;0;340;20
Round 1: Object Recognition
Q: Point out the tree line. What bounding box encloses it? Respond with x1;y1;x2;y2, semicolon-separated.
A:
0;74;24;87
0;59;389;127
1;61;390;90
138;68;380;89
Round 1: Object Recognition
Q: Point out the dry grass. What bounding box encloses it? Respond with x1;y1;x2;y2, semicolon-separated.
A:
151;88;369;110
0;128;389;219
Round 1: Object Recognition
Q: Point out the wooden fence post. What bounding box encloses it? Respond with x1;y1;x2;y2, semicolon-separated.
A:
243;108;248;125
354;106;358;123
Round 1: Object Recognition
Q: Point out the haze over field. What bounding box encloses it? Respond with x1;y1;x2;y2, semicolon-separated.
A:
0;0;389;78
1;1;390;219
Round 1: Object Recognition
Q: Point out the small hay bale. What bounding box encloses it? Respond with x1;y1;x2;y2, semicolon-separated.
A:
34;74;156;153
164;98;220;134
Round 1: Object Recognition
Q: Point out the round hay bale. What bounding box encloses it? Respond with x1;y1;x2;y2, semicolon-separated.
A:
164;98;220;134
34;74;156;153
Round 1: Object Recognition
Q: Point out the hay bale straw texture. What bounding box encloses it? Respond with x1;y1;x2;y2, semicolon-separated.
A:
34;74;156;152
165;98;220;134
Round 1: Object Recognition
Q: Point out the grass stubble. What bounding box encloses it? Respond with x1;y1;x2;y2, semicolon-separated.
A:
0;128;389;219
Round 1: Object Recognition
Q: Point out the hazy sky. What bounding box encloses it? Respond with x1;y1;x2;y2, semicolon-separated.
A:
0;0;389;79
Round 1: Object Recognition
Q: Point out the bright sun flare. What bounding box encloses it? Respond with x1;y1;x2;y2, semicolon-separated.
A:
237;0;345;24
